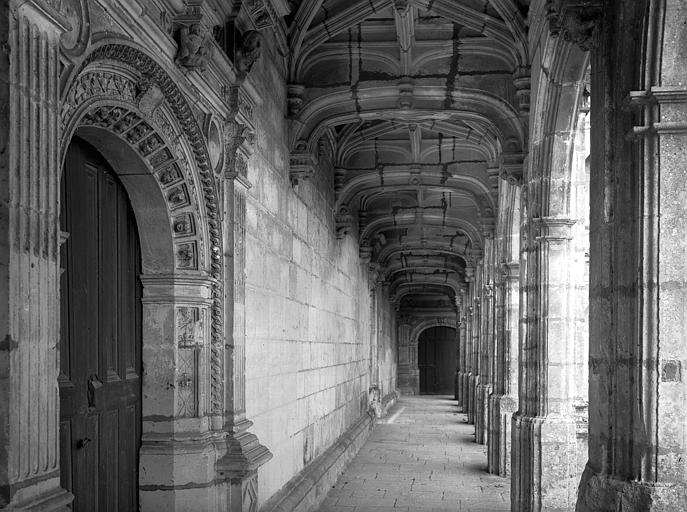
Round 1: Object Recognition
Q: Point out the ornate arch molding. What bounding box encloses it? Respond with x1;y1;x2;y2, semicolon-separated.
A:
60;43;226;414
530;34;590;210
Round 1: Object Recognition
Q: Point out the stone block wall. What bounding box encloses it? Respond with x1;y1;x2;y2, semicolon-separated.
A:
240;33;395;506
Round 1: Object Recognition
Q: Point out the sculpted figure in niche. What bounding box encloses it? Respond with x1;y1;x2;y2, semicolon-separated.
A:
176;23;212;70
236;30;263;76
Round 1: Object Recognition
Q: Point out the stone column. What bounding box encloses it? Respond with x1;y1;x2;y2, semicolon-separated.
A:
488;262;519;476
216;122;271;512
467;267;481;425
512;217;582;511
476;242;496;445
577;1;687;509
461;268;475;418
0;1;72;509
454;293;465;401
138;276;221;511
455;290;468;406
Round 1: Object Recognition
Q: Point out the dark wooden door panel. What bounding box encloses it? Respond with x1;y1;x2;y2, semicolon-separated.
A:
419;339;439;393
60;137;141;512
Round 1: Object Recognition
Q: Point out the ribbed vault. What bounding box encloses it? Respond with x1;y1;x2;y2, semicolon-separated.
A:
286;0;529;315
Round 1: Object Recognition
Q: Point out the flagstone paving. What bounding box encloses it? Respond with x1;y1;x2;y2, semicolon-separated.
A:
317;395;510;512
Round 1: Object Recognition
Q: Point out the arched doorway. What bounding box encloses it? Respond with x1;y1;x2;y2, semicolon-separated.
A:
59;136;142;511
418;327;457;394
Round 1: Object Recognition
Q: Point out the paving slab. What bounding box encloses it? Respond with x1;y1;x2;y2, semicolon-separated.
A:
316;396;510;512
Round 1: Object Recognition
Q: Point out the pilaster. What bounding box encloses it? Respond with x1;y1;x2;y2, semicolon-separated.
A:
578;1;687;508
0;1;72;509
214;104;271;512
138;275;224;511
488;262;519;476
513;217;581;511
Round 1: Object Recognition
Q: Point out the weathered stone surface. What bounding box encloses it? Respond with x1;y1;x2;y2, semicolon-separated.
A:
3;1;687;512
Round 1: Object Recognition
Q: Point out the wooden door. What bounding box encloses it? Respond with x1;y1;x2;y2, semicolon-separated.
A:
418;339;438;393
59;137;142;512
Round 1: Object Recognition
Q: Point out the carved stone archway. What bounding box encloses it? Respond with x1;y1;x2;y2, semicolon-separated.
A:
59;47;231;510
398;317;457;395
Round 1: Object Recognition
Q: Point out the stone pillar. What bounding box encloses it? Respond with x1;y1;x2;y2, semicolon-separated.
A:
512;217;582;511
577;1;687;509
454;293;465;401
216;122;271;512
467;268;481;425
455;290;468;406
476;243;496;445
461;267;475;419
0;1;72;509
138;276;222;511
488;262;519;476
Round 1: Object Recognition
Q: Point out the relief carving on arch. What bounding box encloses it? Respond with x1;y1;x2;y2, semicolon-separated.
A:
61;46;226;414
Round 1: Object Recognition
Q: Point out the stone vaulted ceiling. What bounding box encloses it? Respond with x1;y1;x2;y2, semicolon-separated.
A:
286;0;530;310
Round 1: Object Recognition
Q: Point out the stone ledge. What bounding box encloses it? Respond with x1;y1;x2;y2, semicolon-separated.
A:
261;412;374;512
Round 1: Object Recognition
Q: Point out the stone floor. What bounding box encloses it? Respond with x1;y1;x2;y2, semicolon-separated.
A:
317;395;510;512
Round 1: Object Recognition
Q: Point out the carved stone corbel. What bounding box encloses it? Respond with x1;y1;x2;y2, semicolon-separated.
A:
360;241;373;264
335;206;354;240
500;153;525;186
287;83;305;117
235;30;263;77
513;66;531;114
546;0;602;52
173;1;215;71
289;143;317;187
224;120;254;182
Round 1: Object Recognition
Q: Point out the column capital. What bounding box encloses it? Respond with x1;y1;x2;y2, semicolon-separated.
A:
532;216;577;243
546;0;603;52
11;0;71;35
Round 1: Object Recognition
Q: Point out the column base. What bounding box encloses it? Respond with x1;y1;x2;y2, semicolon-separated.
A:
487;394;516;475
461;373;471;414
474;383;492;445
456;371;469;410
511;412;584;512
3;477;73;512
139;431;229;512
397;369;419;395
576;464;687;512
467;374;479;424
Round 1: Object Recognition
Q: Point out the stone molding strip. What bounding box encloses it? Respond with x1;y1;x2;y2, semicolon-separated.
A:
261;412;375;512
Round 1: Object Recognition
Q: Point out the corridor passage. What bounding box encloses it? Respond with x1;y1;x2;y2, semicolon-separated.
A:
318;396;510;512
